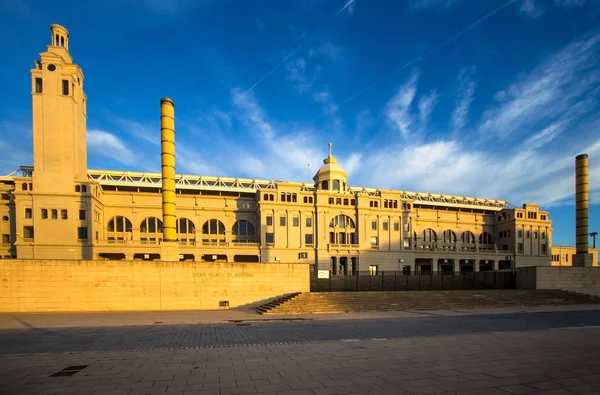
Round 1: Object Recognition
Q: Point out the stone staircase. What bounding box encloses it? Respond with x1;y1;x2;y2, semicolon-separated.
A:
258;290;600;315
255;293;302;315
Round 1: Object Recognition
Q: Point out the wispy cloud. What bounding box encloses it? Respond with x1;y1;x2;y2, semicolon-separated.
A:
386;73;419;138
519;0;544;17
451;66;476;132
479;33;600;139
87;129;138;166
336;0;355;15
285;57;314;93
418;90;438;129
406;0;462;11
309;42;345;60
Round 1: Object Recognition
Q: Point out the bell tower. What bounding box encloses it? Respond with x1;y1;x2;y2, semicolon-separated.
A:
31;24;87;192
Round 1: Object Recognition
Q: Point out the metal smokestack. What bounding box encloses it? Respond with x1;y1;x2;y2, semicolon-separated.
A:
160;98;177;248
573;154;592;266
575;154;589;254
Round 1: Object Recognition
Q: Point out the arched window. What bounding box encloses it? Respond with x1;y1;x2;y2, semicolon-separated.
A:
269;194;274;201
479;232;493;245
461;231;476;244
422;228;437;243
22;183;28;191
107;216;132;243
232;220;256;243
81;185;87;193
329;214;356;245
177;218;195;245
202;219;226;244
321;180;329;190
140;217;163;244
332;180;340;191
442;230;457;243
75;185;81;192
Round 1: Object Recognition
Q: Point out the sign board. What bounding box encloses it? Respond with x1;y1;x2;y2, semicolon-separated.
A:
317;270;330;279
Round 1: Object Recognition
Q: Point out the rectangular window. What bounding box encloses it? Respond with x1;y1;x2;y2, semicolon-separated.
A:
370;236;378;248
542;232;546;239
51;209;58;219
541;244;547;254
79;209;86;220
394;222;399;232
35;77;43;93
518;230;522;238
2;234;9;244
369;265;378;276
61;209;67;220
518;243;523;252
25;208;32;218
266;216;273;226
371;221;377;230
403;222;409;232
77;227;88;240
279;216;286;226
403;238;410;248
23;226;34;239
305;234;313;245
292;217;299;227
526;231;530;238
265;233;274;244
383;222;388;231
62;79;69;95
306;217;312;227
41;209;48;219
350;199;355;205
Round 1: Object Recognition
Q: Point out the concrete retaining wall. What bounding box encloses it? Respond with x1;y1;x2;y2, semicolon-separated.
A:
517;266;600;290
0;259;309;312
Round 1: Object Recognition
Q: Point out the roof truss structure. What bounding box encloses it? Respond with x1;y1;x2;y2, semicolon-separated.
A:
4;166;508;210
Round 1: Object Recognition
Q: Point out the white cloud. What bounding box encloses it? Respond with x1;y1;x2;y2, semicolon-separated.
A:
386;73;419;138
312;90;339;114
309;43;345;60
479;33;600;139
519;0;544;17
87;129;138;166
285;57;313;92
451;66;476;132
418;90;438;128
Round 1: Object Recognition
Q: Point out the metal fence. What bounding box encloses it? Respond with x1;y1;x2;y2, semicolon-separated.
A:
310;270;516;292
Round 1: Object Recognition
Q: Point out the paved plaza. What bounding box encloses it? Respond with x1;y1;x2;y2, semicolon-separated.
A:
2;305;600;394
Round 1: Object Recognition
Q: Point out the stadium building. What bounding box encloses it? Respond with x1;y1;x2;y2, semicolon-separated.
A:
0;25;562;273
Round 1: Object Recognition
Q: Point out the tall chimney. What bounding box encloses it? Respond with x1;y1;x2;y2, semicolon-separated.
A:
573;153;592;266
160;98;179;261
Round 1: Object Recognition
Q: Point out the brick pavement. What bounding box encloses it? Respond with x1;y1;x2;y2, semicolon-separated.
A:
2;307;600;355
1;327;600;394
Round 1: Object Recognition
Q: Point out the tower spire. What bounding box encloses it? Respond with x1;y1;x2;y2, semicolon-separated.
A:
328;142;332;157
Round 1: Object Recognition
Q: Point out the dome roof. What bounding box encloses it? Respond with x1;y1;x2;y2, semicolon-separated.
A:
313;143;348;182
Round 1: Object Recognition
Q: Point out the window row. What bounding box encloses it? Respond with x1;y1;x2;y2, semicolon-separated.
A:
266;216;312;228
413;229;494;245
75;185;88;193
517;230;546;239
106;216;254;236
328;197;356;206
18;226;88;240
264;233;314;245
280;192;297;202
383;200;398;209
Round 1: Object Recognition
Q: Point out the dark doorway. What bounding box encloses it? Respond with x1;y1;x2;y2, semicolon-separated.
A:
233;255;259;262
459;259;474;273
479;260;493;271
438;259;454;273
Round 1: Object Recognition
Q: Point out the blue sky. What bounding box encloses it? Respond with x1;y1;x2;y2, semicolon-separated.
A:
0;0;599;246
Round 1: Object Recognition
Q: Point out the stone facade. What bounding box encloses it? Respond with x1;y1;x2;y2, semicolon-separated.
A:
0;259;309;312
0;25;556;273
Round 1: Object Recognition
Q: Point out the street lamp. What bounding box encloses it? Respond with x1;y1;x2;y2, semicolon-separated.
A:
591;232;598;249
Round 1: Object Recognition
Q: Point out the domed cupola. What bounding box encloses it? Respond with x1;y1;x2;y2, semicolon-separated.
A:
313;143;348;192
